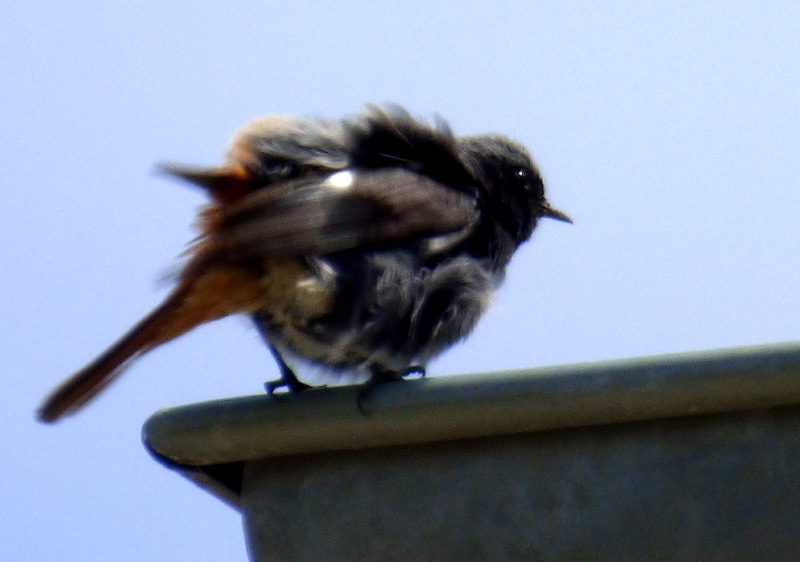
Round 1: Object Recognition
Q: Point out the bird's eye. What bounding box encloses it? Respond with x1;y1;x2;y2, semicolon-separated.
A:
515;168;535;191
514;167;544;199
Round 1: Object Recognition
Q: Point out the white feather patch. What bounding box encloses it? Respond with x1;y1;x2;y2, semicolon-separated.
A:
325;170;355;191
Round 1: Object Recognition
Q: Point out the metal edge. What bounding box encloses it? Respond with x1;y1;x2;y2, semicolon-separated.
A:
143;340;800;468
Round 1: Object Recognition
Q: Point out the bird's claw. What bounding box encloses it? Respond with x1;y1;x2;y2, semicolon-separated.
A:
356;365;427;414
265;376;313;397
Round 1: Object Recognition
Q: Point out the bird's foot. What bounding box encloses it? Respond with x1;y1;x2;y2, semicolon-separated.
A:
265;344;315;398
356;365;426;414
265;373;313;397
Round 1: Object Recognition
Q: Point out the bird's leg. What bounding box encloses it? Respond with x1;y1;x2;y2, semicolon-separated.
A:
265;345;313;396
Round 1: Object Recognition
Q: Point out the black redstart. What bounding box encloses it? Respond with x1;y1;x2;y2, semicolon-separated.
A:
38;105;571;422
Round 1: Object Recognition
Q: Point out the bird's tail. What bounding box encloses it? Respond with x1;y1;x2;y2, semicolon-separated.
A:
37;264;263;423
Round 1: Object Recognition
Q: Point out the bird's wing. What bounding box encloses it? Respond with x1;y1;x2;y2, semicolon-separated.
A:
214;168;479;260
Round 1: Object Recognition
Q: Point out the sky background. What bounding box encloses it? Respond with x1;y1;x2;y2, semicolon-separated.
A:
2;2;799;561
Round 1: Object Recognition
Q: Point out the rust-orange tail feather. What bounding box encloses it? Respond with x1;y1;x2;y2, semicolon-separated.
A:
38;264;264;423
37;294;185;423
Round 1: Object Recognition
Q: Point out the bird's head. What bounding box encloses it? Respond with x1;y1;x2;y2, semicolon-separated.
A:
459;134;571;244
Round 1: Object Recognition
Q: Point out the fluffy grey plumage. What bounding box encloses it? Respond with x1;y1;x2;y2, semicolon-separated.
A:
37;105;570;422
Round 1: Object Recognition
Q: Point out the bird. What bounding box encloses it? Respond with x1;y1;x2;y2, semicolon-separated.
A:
37;105;571;423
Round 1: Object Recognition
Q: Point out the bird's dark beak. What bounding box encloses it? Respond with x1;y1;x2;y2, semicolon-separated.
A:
158;163;233;190
540;202;573;224
158;162;253;204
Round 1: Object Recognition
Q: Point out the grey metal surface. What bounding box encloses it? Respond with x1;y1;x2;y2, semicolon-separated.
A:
242;407;800;562
142;340;800;561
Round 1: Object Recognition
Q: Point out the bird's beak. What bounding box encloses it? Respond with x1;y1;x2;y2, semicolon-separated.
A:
158;163;234;190
158;162;253;204
540;202;573;224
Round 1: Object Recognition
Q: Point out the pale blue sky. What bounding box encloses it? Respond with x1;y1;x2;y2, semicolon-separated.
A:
2;2;799;560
